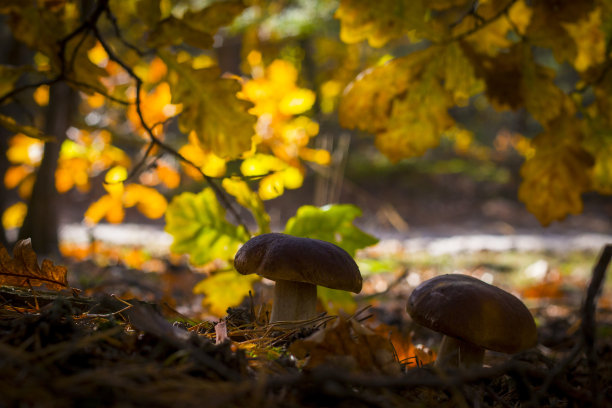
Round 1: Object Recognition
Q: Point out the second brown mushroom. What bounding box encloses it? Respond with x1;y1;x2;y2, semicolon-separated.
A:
406;274;537;368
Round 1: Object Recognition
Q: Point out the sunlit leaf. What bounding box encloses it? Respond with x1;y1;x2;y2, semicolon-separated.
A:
4;165;32;189
148;1;246;49
0;114;53;141
156;162;180;189
339;48;466;161
165;188;249;265
105;165;128;184
127;82;178;138
167;60;256;158
194;270;259;317
84;194;125;225
178;131;227;179
278;88;316;115
526;0;596;63
222;177;270;233
284;204;378;257
564;8;606;72
334;0;432;47
1;202;27;230
518;116;594;226
33;85;49;106
124;184;168;219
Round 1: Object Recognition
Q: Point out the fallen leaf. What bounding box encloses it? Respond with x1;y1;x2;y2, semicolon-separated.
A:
290;317;401;375
0;238;68;290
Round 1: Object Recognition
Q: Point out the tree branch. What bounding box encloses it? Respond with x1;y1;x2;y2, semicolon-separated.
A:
90;25;251;235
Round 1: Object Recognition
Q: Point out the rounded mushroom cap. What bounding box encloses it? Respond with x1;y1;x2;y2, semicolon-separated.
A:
234;233;362;293
406;274;537;354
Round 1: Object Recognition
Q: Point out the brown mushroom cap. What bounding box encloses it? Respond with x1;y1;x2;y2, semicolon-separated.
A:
234;233;362;293
406;274;537;354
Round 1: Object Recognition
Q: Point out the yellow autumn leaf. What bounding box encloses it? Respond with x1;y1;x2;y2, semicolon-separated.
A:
33;85;49;106
6;134;44;166
127;82;178;138
84;195;125;225
525;0;596;64
221;178;270;233
124;184;168;219
2;202;27;230
334;0;431;47
4;165;31;190
518;117;594;226
168;60;255;159
278;88;316;115
564;8;606;72
240;154;286;177
178;131;227;179
156;162;180;189
259;172;285;200
105;165;128;184
194;270;259;317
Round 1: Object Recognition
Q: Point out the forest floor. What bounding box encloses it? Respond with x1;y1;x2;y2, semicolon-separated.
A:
2;161;612;407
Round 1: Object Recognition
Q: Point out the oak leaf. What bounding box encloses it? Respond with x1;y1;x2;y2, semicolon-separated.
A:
0;238;67;290
290;317;400;375
518;117;594;226
168;61;256;159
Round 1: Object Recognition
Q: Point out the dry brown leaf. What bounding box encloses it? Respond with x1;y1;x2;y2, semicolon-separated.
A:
290;317;400;375
0;238;68;290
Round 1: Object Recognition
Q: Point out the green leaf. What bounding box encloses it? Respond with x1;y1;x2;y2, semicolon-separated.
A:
194;270;258;317
283;204;378;257
165;58;256;158
0;113;54;141
317;286;357;315
164;188;249;265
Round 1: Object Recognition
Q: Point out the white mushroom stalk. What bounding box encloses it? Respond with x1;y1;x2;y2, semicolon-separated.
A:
270;279;317;322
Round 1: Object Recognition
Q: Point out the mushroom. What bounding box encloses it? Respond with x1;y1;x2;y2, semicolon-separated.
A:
234;233;362;323
406;274;537;368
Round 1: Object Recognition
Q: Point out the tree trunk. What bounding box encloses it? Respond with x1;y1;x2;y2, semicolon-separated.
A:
0;17;30;249
18;82;76;255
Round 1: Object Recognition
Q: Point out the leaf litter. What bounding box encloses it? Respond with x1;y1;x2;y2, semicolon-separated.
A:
0;240;611;407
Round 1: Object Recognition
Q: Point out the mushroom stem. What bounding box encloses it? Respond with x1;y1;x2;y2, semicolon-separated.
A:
270;279;317;323
435;336;485;368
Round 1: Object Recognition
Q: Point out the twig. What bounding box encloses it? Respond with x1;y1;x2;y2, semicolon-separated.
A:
439;0;518;44
104;6;147;57
582;244;611;407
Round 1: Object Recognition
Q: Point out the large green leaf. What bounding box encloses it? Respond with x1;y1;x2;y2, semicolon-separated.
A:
165;188;249;265
283;204;378;257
